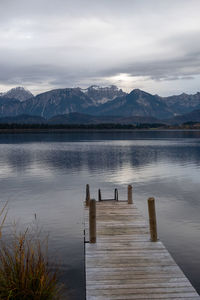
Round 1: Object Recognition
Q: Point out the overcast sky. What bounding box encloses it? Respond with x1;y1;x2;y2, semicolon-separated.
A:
0;0;200;95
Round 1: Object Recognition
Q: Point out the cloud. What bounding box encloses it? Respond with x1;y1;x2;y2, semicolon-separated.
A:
0;0;200;95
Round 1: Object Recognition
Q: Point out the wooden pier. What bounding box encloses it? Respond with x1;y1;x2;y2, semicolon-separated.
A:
84;186;200;299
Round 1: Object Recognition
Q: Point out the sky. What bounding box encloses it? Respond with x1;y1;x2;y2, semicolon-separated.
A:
0;0;200;96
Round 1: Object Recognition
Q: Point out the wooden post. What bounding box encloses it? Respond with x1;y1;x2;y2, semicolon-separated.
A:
128;185;133;204
89;199;96;243
114;188;118;201
86;184;90;207
98;189;102;201
148;197;158;242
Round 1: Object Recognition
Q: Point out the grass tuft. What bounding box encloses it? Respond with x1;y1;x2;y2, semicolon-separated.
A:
0;218;62;299
0;202;8;238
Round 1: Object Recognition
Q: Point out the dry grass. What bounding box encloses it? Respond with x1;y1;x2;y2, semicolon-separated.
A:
0;202;7;238
0;207;63;300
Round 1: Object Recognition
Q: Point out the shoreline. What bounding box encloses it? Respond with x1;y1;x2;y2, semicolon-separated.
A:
0;128;200;133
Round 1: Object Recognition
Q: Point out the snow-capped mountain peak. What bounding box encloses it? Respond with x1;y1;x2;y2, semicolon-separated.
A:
80;85;126;105
0;87;33;101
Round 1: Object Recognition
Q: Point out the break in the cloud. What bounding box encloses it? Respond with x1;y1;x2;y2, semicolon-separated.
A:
0;0;200;95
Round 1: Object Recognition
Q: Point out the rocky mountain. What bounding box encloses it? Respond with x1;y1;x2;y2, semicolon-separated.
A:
1;86;200;122
167;109;200;124
88;89;172;119
1;87;33;101
21;87;171;119
21;88;94;118
162;92;200;115
0;97;21;117
80;85;126;105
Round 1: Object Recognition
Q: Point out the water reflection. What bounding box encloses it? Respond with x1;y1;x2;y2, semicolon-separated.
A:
0;131;200;298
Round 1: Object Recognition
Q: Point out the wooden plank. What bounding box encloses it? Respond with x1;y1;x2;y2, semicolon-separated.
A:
84;201;200;299
86;295;200;300
86;278;190;285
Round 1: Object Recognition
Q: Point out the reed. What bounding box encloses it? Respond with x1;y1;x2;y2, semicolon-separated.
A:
0;205;62;300
0;230;62;300
0;202;8;238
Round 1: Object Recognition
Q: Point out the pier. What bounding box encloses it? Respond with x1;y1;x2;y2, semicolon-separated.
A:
84;185;200;299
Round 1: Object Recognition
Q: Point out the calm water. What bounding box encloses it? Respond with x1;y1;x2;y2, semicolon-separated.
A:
0;130;200;299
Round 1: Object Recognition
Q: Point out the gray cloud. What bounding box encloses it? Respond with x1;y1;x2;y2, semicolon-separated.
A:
0;0;200;95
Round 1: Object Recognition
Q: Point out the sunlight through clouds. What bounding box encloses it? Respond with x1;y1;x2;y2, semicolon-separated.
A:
0;0;200;95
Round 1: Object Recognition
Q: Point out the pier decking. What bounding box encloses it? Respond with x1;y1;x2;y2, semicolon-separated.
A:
84;190;200;299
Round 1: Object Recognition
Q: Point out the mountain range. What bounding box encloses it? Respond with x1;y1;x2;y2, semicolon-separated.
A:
0;85;200;124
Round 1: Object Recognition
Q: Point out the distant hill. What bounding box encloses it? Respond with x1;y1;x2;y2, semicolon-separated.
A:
0;112;161;125
0;114;46;124
48;112;160;125
3;110;200;126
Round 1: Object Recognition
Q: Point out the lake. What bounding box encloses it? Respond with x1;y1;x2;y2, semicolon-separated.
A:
0;130;200;299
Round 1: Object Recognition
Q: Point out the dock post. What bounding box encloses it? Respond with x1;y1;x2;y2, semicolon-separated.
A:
89;199;96;243
98;189;102;201
128;185;133;204
114;188;118;201
148;197;158;242
86;184;90;207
